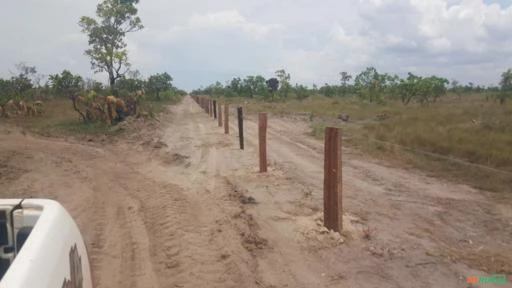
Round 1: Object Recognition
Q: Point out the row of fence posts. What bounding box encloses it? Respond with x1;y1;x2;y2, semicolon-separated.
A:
191;96;343;232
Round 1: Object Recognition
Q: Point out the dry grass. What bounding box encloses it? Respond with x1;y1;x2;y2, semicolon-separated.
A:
230;94;512;193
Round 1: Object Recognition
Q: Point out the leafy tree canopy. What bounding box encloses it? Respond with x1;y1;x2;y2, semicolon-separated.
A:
79;0;143;86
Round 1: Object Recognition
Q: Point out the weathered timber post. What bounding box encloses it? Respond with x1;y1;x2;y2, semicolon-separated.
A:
259;113;268;173
224;104;229;134
218;104;223;127
323;127;342;232
237;107;244;150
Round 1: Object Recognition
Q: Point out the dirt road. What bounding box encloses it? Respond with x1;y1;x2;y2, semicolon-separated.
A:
0;95;510;287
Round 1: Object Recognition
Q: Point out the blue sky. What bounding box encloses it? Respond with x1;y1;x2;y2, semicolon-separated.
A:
1;0;512;91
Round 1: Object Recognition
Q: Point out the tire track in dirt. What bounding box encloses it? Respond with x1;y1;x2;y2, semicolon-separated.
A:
0;132;168;288
226;106;512;286
134;99;267;287
2;97;511;288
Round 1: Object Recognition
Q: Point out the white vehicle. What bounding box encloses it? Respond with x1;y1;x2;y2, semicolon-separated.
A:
0;199;93;288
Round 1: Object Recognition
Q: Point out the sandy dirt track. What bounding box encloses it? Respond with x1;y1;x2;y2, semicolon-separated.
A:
0;95;511;287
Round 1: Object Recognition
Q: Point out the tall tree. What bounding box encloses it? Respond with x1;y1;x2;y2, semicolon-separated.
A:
354;67;386;103
147;72;173;99
498;68;512;104
49;70;84;96
339;71;352;96
79;0;143;87
229;77;242;95
266;78;279;100
275;69;291;99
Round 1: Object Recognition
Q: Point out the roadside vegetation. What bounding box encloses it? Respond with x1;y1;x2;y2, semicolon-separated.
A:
0;0;186;137
192;68;512;193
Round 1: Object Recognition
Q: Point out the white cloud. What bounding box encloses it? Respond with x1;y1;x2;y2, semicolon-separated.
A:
189;10;246;28
1;0;512;90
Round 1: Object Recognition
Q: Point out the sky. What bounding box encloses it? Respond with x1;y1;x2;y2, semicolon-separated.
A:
1;0;512;91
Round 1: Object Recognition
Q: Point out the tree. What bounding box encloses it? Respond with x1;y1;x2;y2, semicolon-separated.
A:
115;70;145;95
319;84;336;98
414;76;448;104
383;73;400;98
252;75;268;97
85;78;105;94
240;77;254;98
275;69;291;99
10;75;32;98
498;68;512;104
294;84;311;100
229;77;242;96
450;79;464;98
428;76;449;103
12;62;46;88
354;67;386;103
49;70;84;96
266;78;279;100
210;81;224;97
339;72;352;96
396;73;421;105
5;62;38;98
79;0;143;86
147;72;173;100
0;79;13;105
239;75;267;98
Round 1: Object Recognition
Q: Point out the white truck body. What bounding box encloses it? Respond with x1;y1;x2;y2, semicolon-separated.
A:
0;199;92;288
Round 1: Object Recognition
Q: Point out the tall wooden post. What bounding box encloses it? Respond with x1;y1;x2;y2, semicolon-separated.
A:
237;107;244;150
218;104;223;127
224;104;229;134
259;113;268;173
213;101;217;119
323;127;342;232
209;100;212;117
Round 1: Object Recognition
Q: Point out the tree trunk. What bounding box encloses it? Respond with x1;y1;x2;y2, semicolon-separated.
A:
71;97;88;124
109;71;116;87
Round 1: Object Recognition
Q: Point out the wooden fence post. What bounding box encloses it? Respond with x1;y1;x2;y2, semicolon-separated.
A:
218;104;223;127
237;107;244;150
259;113;268;173
209;100;212;117
323;127;342;232
224;104;229;134
213;101;217;119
